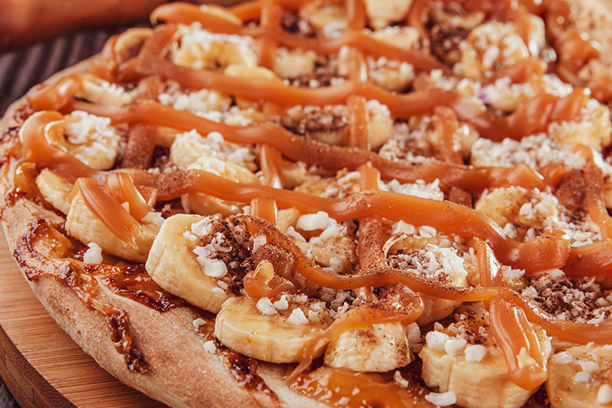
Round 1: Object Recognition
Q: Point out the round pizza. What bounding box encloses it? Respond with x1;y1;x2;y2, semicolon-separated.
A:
2;0;612;407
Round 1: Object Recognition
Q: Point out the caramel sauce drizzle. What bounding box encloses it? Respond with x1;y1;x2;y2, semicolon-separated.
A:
71;178;142;247
433;106;463;165
257;1;282;69
489;296;548;390
292;366;434;408
478;242;548;390
259;144;283;188
13;108;586;279
65;269;147;373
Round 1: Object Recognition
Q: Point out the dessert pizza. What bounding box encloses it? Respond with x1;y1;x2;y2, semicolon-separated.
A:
3;0;612;407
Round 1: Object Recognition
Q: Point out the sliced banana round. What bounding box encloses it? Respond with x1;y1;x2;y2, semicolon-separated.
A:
224;63;280;110
170;130;258;216
214;295;332;364
547;345;612;408
324;284;417;372
79;74;132;106
145;214;234;313
66;191;160;263
287;210;357;273
324;321;411;372
458;21;530;80
474;185;600;246
419;311;552;408
273;47;317;80
36;169;73;214
41;111;121;171
385;231;473;326
298;1;346;39
173;24;257;70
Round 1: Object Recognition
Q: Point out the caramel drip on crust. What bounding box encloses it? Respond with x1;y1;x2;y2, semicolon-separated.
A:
11;220;180;374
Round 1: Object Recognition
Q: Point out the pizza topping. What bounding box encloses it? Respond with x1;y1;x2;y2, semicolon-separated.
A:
11;0;612;405
547;345;612;406
215;295;331;364
83;242;103;264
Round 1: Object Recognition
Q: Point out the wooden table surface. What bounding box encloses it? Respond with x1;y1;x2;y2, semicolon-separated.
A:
0;231;165;408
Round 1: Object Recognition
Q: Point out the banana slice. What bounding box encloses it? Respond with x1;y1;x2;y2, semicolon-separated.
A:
273;48;317;80
363;0;412;30
66;192;160;262
298;2;346;39
385;229;473;326
324;322;411;372
145;214;234;313
548;101;612;153
547;345;612;408
474;186;599;246
290;210;357;273
324;284;419;372
475;187;556;236
170;130;258;216
224;64;279;110
293;169;361;199
458;21;530;79
365;100;394;150
419;312;552;408
173;25;257;70
79;74;132;106
36;169;73;214
42;111;121;171
214;295;332;363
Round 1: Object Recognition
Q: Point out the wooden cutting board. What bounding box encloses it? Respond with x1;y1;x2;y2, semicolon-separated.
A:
0;231;165;408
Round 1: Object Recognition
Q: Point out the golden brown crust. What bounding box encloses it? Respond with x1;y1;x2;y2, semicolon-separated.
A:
0;61;285;408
